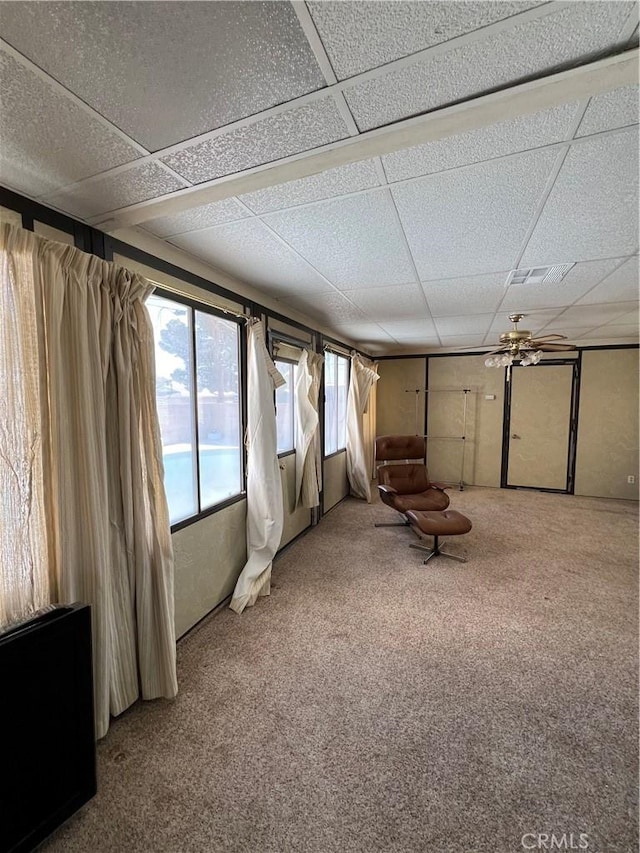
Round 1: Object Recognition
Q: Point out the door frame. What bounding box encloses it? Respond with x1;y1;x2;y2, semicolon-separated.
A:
500;354;582;494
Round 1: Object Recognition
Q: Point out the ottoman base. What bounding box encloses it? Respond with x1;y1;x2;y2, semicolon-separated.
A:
406;510;472;564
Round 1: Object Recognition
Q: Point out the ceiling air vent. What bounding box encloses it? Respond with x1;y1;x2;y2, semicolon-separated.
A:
506;263;575;286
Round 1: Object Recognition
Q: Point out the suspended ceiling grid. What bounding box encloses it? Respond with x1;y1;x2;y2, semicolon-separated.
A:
0;1;638;353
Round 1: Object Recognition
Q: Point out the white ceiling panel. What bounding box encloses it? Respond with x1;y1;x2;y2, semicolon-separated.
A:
162;99;348;184
143;198;249;238
576;84;639;137
238;160;381;214
434;314;494;337
580;324;638;339
541;302;635;329
0;1;325;150
499;258;623;312
344;3;633;131
330;322;395;344
393;148;559;281
281;291;367;323
378;318;438;339
439;334;488;348
520;128;639;266
344;283;430;321
422;272;510;317
263;189;416;289
383;103;578;183
44;163;187;219
609;306;639;325
170;218;333;298
0;50;141;198
576;256;639;305
307;1;538;80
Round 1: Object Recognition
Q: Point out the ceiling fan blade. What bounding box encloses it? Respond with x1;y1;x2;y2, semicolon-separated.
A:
535;342;577;352
529;333;568;342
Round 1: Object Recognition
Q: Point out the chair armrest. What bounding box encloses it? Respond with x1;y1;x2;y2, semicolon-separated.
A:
429;482;449;491
377;484;398;495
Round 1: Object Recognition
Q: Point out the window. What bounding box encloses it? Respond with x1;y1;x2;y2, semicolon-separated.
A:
275;359;296;454
147;293;243;525
324;351;349;456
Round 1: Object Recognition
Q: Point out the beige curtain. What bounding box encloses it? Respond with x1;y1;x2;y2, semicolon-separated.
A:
295;349;324;509
0;223;178;738
346;355;380;502
364;361;379;481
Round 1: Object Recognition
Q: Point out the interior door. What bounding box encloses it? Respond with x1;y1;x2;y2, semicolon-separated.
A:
506;364;574;491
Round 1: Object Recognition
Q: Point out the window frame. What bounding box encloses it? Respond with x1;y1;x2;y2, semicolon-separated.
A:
149;286;247;533
323;349;350;458
274;357;298;458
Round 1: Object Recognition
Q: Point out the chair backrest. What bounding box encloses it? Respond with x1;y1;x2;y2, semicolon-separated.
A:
375;435;426;463
378;463;430;494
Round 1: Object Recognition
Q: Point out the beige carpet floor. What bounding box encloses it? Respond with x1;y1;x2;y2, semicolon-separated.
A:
42;487;638;853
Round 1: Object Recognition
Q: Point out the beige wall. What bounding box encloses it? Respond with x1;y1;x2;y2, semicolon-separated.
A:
323;450;349;511
377;358;426;436
427;355;505;487
575;348;639;500
279;453;312;547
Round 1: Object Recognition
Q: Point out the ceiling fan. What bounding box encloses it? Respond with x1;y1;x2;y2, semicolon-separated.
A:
484;313;576;368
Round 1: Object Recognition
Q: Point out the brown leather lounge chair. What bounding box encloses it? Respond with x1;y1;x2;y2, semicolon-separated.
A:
374;435;450;527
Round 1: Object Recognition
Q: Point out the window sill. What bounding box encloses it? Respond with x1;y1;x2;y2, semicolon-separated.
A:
277;449;296;459
170;492;246;534
324;448;346;461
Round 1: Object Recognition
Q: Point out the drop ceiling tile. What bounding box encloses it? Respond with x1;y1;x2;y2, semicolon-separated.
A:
0;50;141;198
439;334;488;348
344;3;633;131
393;147;559;281
580;324;638;339
0;2;325;150
170;219;333;298
576;256;639;304
389;337;441;349
307;1;539;80
142;198;249;238
345;284;429;321
485;309;560;340
263;189;416;288
520;128;639;266
383;103;578;183
44;163;187;219
536;326;597;340
422;272;509;317
162;99;348;184
330;322;395;344
238;160;381;214
499;259;623;312
434;314;494;337
282;291;367;324
542;303;634;329
378;318;438;338
577;85;639;137
609;306;639;325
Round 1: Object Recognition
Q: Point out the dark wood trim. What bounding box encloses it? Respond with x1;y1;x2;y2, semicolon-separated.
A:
277;449;296;459
567;353;582;494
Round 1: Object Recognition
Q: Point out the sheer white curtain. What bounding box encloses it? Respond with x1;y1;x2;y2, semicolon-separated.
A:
364;362;379;481
0;223;178;739
294;349;324;509
230;320;285;614
346;355;380;502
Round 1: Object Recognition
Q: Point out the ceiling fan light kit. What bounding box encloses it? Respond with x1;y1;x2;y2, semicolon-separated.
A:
484;313;576;371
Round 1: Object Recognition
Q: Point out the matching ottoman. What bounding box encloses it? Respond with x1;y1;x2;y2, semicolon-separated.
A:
405;509;472;564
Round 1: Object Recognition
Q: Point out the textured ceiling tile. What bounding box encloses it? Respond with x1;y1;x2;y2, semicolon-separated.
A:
330;322;395;344
383;103;577;183
520;128;639;266
162;99;348;183
378;318;438;338
533;325;597;340
577;256;639;305
345;3;633;130
439;334;488;347
499;259;623;312
485;309;560;339
344;284;430;321
170;219;333;297
609;306;639;325
142;198;249;238
434;314;494;336
580;323;638;339
577;84;639;137
44;163;187;219
393;148;559;281
0;50;140;198
421;272;510;317
0;2;325;150
263;189;416;289
282;291;367;324
307;1;538;80
542;303;632;329
239;160;381;214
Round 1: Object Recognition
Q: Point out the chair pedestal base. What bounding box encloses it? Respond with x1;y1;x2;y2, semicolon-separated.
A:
374;519;410;528
409;536;467;564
